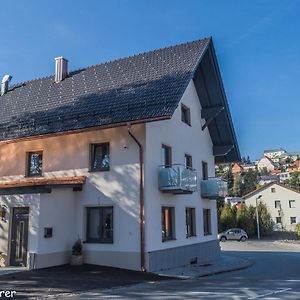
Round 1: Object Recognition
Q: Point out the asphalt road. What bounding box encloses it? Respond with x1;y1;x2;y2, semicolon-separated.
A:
68;240;300;299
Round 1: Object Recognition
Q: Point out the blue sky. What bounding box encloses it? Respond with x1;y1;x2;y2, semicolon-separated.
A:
0;0;299;160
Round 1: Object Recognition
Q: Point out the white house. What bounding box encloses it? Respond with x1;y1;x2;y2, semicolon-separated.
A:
0;38;239;272
257;156;276;172
244;182;300;231
264;148;286;160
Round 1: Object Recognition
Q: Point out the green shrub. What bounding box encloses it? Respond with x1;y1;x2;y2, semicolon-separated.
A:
72;239;82;256
296;223;300;237
236;204;255;236
219;204;236;232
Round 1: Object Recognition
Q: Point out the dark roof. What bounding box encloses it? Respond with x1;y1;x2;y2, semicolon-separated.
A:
0;37;240;162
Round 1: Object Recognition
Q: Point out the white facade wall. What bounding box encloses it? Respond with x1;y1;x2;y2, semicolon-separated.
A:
0;80;220;271
258;157;275;172
0;125;144;270
245;183;300;231
145;80;217;253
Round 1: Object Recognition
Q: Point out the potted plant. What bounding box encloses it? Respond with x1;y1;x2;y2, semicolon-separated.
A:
70;239;83;266
0;252;7;267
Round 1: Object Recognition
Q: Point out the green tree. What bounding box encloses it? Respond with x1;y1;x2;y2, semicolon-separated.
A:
223;168;234;196
296;223;300;237
285;171;300;190
259;167;270;176
242;170;258;196
236;204;255;236
232;175;243;197
219;205;236;232
246;155;251;164
257;202;274;236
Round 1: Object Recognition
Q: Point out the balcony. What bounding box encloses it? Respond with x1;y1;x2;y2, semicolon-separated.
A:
201;177;228;199
158;164;197;194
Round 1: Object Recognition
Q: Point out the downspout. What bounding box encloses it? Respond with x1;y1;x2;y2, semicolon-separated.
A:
127;124;145;272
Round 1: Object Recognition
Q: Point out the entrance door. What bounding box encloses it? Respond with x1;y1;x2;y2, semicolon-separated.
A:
10;207;29;267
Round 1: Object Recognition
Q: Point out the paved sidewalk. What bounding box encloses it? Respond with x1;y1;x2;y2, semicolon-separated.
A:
154;253;253;279
0;266;27;276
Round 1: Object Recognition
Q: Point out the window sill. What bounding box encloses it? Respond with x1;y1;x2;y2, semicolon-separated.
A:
162;238;176;243
83;240;113;244
204;233;212;236
88;169;110;173
186;235;197;239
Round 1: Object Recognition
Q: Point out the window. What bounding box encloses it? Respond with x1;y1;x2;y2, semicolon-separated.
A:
90;143;110;171
271;188;276;193
289;200;296;208
276;217;282;224
86;207;113;243
291;217;297;224
203;208;211;236
161;145;172;167
185;154;193;169
27;151;43;177
181;104;191;126
202;161;208;180
186;208;196;238
275;201;281;209
162;207;175;241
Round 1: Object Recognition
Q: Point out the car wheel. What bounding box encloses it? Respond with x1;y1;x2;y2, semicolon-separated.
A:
240;236;247;242
220;236;227;242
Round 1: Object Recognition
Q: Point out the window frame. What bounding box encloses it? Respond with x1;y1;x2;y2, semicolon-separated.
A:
161;206;175;242
274;200;281;209
202;161;208;180
86;206;114;244
203;208;212;236
276;217;282;224
185;207;196;238
290;217;297;224
161;144;172;167
26;151;43;177
90;142;110;172
271;188;276;193
181;104;191;126
289;200;296;208
185;154;193;169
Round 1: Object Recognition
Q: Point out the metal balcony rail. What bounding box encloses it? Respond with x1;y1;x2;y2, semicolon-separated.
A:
158;164;197;194
201;177;228;199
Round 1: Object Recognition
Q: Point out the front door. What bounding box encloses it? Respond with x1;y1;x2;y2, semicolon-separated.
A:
10;207;29;267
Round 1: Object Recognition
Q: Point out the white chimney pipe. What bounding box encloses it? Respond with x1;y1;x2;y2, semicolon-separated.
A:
55;57;68;83
1;75;12;96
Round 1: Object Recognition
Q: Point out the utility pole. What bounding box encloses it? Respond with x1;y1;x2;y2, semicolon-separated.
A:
256;195;262;239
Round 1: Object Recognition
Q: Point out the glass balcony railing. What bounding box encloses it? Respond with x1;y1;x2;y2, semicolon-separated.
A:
158;164;197;194
201;177;228;199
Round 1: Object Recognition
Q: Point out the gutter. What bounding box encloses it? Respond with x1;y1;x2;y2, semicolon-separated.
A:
127;124;146;272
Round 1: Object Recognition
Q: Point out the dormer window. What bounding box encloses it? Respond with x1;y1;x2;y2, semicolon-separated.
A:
27;151;43;177
181;104;191;126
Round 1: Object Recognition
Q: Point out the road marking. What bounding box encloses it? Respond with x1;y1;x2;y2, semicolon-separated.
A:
248;288;292;299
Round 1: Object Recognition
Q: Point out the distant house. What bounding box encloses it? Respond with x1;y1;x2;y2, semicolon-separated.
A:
225;197;245;208
0;38;240;271
258;175;279;185
243;163;257;172
264;148;286;161
279;152;300;163
288;160;300;172
244;182;300;232
278;172;291;183
232;163;243;175
257;156;276;172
